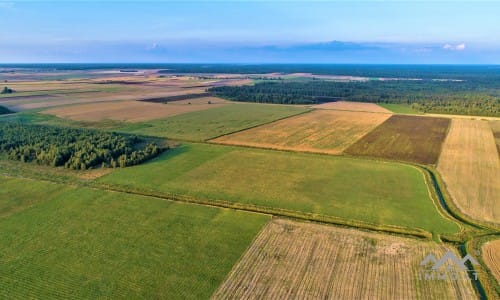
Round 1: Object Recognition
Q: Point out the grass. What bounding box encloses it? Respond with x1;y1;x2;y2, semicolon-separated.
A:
98;143;459;234
0;175;269;299
6;104;309;141
115;103;309;141
378;103;422;114
345;115;450;164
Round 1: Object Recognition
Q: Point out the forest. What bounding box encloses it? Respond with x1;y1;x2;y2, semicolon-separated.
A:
209;80;500;116
0;122;165;170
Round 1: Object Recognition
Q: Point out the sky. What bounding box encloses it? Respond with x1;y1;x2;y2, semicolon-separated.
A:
0;1;499;63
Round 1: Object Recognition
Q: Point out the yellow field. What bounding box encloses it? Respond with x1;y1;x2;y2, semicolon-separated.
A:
490;120;500;155
42;97;228;122
213;219;476;300
212;110;390;154
437;119;500;224
482;240;500;282
313;101;392;113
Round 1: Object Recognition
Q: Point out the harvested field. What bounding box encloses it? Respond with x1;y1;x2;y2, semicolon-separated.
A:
490;120;500;155
313;101;392;113
482;239;500;282
42;97;228;122
213;219;476;300
345;115;450;164
437;119;500;223
212;110;390;154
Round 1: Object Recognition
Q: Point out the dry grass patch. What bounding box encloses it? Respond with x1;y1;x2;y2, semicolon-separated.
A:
437;119;500;224
42;97;228;122
482;240;500;282
314;101;392;113
212;110;390;154
213;219;476;300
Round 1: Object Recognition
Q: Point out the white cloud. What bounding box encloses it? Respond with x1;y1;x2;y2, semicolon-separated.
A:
443;43;466;51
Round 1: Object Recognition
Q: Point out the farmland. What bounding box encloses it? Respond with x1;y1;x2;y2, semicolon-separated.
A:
482;240;500;282
0;175;269;299
345;115;450;164
490;120;500;153
42;97;228;122
98;143;459;234
213;219;476;300
114;103;309;141
437;119;500;224
212;110;390;154
313;100;392;113
1;65;498;299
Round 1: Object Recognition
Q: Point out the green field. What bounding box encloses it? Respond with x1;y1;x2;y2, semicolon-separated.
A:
116;103;309;141
0;175;269;299
378;103;422;114
5;103;309;142
98;143;459;234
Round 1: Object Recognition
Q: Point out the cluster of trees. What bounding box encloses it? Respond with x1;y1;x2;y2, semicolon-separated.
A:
0;105;12;115
1;86;14;94
209;80;500;116
0;122;165;170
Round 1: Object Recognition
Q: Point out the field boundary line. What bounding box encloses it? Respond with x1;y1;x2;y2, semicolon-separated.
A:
210;218;275;299
205;107;314;141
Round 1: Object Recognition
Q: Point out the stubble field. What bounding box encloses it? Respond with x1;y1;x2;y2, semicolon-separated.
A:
213;219;476;300
482;239;500;282
437;119;500;224
212;109;390;154
313;100;392;113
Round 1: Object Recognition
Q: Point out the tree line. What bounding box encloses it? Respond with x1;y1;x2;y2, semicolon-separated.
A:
209;80;500;116
0;122;165;170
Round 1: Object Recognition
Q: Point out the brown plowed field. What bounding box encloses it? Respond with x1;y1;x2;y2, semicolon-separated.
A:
212;219;476;300
212;110;390;154
345;115;450;164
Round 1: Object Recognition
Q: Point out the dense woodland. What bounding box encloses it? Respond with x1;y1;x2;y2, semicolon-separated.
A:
209;80;500;116
0;122;165;169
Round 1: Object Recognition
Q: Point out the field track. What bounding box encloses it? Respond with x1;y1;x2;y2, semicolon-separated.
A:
437;119;500;224
482;239;500;282
212;110;390;154
212;219;476;300
345;115;450;164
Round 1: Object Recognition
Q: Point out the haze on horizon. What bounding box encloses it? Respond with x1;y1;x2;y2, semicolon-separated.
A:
0;1;499;64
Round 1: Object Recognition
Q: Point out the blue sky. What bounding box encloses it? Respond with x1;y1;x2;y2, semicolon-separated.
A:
0;1;499;63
